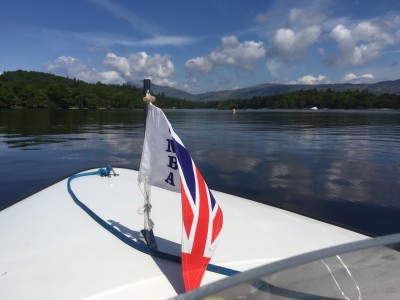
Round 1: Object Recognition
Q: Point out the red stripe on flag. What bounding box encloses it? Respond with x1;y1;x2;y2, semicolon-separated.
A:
181;166;210;291
181;253;211;292
211;206;223;244
181;179;194;239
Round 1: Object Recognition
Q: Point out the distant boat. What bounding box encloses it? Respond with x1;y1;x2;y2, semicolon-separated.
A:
310;106;318;110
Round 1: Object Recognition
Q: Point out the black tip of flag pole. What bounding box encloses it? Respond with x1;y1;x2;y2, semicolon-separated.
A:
143;78;151;95
143;79;151;131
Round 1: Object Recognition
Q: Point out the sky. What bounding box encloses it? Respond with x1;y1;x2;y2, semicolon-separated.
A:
1;0;400;94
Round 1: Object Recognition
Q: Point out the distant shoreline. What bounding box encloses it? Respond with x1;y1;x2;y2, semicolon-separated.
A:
1;70;399;110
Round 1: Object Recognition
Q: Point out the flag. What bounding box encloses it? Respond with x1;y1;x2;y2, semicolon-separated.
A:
138;103;181;193
138;103;223;291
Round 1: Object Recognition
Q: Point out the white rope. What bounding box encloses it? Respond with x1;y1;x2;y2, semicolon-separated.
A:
138;180;155;230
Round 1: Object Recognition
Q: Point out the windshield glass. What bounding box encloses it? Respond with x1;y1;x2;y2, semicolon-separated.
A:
173;234;400;300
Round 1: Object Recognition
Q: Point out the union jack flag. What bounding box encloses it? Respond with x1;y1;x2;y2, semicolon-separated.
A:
170;130;224;291
138;103;223;291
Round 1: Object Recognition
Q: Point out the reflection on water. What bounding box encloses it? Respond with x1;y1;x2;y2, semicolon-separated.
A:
1;109;400;236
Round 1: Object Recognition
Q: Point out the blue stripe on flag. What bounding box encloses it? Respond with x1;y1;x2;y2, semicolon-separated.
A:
209;191;216;210
174;140;196;203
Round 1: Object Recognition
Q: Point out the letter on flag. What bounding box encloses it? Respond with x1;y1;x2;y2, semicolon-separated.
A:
138;103;223;291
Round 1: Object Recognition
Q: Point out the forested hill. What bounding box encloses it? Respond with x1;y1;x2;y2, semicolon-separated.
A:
0;70;203;109
1;70;399;109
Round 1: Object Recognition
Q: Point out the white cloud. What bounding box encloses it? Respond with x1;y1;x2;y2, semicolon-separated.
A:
47;52;177;86
103;53;131;77
104;52;176;86
185;36;266;75
343;73;357;81
47;56;86;77
296;75;330;85
97;71;126;84
139;35;196;47
257;6;324;65
342;72;375;83
73;32;196;48
328;20;398;66
268;25;321;64
184;36;266;91
47;56;125;84
185;57;213;74
209;36;266;71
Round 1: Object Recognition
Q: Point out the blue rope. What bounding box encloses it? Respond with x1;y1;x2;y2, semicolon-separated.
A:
68;169;345;299
67;169;239;277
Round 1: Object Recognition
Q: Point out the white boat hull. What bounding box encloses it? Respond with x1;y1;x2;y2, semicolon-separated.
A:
0;168;367;299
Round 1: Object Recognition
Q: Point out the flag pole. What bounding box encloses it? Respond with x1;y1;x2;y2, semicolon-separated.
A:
143;79;151;130
141;79;157;249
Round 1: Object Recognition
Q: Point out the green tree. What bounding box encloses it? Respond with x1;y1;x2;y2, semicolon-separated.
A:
0;83;17;107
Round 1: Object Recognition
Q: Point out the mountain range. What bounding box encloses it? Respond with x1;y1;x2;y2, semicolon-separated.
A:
146;79;400;102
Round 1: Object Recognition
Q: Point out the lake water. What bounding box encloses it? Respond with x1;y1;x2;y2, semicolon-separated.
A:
1;108;399;237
